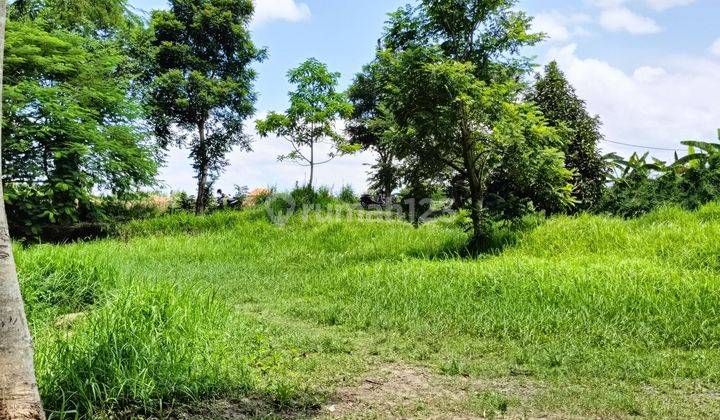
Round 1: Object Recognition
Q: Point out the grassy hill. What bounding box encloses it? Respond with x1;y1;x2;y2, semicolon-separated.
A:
16;204;720;418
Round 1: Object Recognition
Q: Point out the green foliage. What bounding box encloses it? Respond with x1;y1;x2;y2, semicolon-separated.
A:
528;61;606;210
2;19;158;237
347;63;400;198
600;131;720;217
256;58;357;189
338;185;357;203
35;281;253;416
376;45;574;241
359;0;572;247
9;0;141;35
118;208;266;238
15;203;720;416
18;204;720;416
17;250;111;323
145;0;265;213
290;184;319;208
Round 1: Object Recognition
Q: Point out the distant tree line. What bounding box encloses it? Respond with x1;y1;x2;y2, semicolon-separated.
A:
1;0;718;244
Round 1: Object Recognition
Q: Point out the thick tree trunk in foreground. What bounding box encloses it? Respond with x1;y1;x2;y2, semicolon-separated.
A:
0;0;46;417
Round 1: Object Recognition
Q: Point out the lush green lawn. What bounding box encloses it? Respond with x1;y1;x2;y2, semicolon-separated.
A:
16;204;720;418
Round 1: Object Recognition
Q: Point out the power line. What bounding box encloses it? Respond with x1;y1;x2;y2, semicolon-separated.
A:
602;139;683;152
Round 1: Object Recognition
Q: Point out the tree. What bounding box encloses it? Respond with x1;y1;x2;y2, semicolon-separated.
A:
2;19;158;237
528;61;606;210
373;0;573;246
256;58;355;190
9;0;140;36
0;0;45;416
347;63;399;200
145;0;265;214
379;50;573;242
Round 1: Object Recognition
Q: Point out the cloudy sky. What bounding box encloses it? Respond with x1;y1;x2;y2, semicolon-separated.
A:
129;0;720;194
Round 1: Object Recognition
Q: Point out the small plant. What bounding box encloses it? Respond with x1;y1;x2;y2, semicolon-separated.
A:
291;184;318;207
171;192;196;213
339;185;357;203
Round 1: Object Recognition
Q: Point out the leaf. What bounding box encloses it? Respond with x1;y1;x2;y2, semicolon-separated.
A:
673;153;707;167
681;140;720;153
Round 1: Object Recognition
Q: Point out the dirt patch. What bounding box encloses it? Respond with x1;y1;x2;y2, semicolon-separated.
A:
323;362;544;419
133;395;321;420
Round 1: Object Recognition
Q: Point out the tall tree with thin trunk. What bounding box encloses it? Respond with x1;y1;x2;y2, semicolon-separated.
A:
256;59;355;190
145;0;265;214
0;0;45;417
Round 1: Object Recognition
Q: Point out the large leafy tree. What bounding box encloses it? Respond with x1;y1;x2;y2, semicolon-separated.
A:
145;0;265;214
528;61;606;210
2;13;158;237
0;0;45;417
374;0;574;245
256;58;355;190
9;0;140;35
347;62;399;200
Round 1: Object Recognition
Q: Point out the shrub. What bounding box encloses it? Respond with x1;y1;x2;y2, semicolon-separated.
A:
339;185;357;203
290;184;318;208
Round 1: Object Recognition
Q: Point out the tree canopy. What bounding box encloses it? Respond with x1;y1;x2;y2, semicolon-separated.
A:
528;61;605;210
256;58;355;190
361;0;574;245
2;18;157;236
145;0;266;214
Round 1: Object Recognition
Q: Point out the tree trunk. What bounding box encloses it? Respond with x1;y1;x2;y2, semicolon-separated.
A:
0;0;46;417
379;150;393;206
467;174;485;245
195;121;208;215
460;132;486;248
308;139;314;190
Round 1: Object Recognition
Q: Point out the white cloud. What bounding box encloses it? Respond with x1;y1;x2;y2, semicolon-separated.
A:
546;44;720;161
533;12;592;42
632;65;667;83
644;0;695;11
710;38;720;57
599;7;661;34
252;0;311;26
589;0;695;11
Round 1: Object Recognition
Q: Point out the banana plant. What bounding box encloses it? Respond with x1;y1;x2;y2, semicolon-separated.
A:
674;129;720;169
606;152;670;185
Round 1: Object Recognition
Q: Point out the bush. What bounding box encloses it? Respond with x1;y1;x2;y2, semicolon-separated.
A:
170;191;197;212
290;184;317;207
339;185;357;203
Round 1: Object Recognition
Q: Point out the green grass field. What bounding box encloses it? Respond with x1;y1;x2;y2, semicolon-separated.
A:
16;204;720;418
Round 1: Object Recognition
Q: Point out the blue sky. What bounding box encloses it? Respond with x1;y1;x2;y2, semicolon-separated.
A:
128;0;720;194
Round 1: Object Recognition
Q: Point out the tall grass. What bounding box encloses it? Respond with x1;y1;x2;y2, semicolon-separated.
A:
15;202;720;416
35;282;253;417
